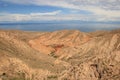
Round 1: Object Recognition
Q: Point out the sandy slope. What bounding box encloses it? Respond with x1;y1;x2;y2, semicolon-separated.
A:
0;29;120;80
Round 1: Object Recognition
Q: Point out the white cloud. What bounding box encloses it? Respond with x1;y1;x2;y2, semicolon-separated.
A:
0;10;61;22
3;0;120;10
30;10;61;16
0;12;119;22
1;0;120;22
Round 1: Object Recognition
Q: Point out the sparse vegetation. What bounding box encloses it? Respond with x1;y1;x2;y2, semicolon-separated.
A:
49;52;58;58
47;75;58;80
0;29;120;80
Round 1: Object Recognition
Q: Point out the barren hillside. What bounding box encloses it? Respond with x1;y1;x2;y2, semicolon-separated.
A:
0;29;120;80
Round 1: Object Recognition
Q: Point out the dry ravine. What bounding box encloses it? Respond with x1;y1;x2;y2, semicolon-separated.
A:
0;29;120;80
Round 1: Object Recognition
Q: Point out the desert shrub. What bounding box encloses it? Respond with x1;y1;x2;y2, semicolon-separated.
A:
49;52;58;58
47;75;58;79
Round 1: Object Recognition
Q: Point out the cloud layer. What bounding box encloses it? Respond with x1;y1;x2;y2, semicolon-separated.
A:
0;0;120;22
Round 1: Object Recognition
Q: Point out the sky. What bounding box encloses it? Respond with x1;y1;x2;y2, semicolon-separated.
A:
0;0;120;23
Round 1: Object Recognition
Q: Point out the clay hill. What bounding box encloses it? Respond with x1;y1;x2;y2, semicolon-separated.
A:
0;29;120;80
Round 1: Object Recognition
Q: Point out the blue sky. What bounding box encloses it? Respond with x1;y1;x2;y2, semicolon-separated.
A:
0;0;120;23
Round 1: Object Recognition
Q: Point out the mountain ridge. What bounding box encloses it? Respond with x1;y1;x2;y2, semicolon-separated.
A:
0;29;120;80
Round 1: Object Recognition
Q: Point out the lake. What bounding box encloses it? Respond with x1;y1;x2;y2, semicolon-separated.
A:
0;23;120;32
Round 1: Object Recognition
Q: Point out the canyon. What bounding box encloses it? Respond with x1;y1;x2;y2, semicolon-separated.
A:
0;29;120;80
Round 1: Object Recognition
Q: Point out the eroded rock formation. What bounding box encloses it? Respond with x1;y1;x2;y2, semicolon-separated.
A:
0;29;120;80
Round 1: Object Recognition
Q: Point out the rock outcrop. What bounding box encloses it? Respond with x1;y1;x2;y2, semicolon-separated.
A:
0;29;120;80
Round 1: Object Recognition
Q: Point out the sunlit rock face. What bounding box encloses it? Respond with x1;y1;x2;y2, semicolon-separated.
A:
0;29;120;80
29;30;92;56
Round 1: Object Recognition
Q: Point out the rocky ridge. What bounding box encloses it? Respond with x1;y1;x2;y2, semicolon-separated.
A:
0;29;120;80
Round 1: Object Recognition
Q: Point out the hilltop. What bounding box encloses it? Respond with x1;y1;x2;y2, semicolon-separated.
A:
0;29;120;80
